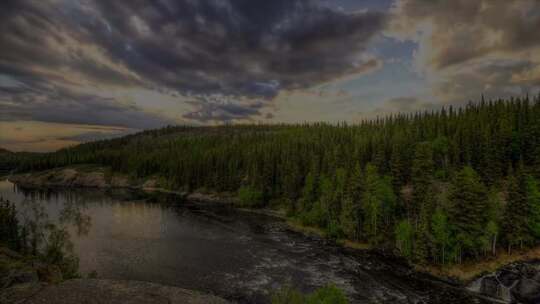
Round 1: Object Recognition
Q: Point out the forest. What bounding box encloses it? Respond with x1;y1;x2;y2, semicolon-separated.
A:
8;96;540;265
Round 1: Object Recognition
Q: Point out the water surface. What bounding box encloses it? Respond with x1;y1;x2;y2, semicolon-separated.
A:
0;180;496;303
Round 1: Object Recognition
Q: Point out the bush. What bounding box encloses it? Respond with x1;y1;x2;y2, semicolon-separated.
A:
272;285;349;304
307;285;348;304
0;198;23;251
271;286;305;304
237;185;264;207
0;197;79;279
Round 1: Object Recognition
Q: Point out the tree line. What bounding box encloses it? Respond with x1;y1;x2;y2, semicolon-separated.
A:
11;96;540;264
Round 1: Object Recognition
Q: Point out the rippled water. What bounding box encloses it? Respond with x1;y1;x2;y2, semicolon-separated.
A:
0;179;497;303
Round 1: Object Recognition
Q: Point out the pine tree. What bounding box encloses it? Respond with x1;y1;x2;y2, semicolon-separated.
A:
526;176;540;240
340;195;359;240
448;166;489;260
411;142;435;224
395;220;414;259
503;171;530;252
361;164;395;244
485;188;503;255
298;171;317;214
431;208;451;264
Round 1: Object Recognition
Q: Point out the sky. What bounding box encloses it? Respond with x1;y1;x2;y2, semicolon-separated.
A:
1;0;540;152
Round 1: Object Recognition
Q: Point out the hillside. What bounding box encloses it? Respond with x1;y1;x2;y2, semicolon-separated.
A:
9;97;540;267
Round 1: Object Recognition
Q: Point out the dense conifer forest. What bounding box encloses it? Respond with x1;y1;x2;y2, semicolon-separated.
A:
8;96;540;265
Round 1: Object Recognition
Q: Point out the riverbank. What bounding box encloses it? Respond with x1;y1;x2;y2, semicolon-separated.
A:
418;246;540;282
8;167;540;287
8;166;240;205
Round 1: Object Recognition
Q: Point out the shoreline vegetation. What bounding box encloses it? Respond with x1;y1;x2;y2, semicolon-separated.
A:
4;166;539;285
2;97;540;294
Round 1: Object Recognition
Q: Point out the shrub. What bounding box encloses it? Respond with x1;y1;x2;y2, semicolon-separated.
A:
237;185;264;207
272;285;348;304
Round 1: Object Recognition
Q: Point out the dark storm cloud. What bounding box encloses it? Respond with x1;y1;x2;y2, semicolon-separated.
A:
0;0;386;124
0;85;175;129
88;0;386;96
183;98;265;123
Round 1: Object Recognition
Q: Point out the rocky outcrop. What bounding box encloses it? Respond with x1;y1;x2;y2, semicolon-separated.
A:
10;168;132;189
467;261;540;304
8;167;240;205
1;278;229;304
1;247;228;304
16;279;229;304
185;192;237;205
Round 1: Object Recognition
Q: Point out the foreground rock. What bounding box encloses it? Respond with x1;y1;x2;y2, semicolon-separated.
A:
467;261;540;304
3;279;229;304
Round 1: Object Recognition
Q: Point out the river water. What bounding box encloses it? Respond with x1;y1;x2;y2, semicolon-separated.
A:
0;179;498;303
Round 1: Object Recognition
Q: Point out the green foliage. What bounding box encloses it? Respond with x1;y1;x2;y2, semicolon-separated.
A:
272;285;348;304
306;285;348;304
503;172;531;251
237;185;264;207
448;167;489;260
395;220;414;259
42;226;80;279
361;164;396;243
431;208;451;264
528;176;540;238
339;195;359;240
0;197;79;279
272;286;305;304
0;198;22;251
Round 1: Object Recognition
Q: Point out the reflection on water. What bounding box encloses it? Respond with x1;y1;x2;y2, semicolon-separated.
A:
0;180;496;304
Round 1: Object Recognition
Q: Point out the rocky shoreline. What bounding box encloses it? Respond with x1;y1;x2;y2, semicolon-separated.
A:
7;167;239;205
467;260;540;303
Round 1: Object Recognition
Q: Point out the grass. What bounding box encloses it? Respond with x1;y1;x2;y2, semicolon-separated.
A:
285;219;371;250
418;246;540;282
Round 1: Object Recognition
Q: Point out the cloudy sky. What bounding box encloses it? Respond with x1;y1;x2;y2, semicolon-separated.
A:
1;0;539;152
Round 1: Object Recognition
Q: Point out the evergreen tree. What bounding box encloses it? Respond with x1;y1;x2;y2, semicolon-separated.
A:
431;208;451;264
411;142;435;224
340;195;359;240
503;171;531;252
485;188;503;255
526;176;540;239
448;167;489;260
395;220;414;259
361;164;396;243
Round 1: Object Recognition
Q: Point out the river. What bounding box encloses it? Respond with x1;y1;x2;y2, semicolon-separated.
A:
0;179;499;303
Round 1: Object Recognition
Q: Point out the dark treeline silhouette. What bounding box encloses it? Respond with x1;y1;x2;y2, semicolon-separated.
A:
10;96;540;265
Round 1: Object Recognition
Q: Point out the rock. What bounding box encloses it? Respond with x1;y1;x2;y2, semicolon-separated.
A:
479;276;499;297
498;269;519;287
111;175;129;187
469;261;540;304
12;269;39;285
142;179;158;189
22;279;229;304
0;246;23;259
36;264;63;283
0;282;45;304
513;278;540;303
